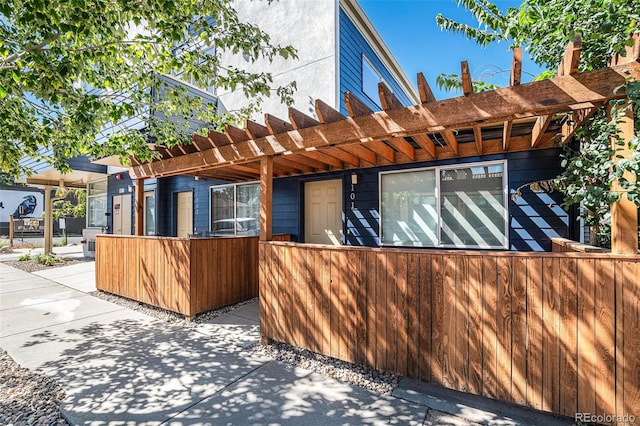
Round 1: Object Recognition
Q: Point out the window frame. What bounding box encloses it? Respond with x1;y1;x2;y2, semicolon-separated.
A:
143;190;156;236
379;160;509;249
361;54;386;107
86;178;108;229
209;181;260;237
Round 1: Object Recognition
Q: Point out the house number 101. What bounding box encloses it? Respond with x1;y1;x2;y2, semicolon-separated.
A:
350;184;356;210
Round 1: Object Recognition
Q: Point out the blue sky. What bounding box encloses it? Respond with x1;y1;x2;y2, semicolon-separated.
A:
358;0;546;100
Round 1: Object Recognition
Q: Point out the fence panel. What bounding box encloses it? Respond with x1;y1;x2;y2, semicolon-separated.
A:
259;242;640;419
96;235;290;317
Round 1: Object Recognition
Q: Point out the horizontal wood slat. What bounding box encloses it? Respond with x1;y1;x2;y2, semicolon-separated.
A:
259;242;640;419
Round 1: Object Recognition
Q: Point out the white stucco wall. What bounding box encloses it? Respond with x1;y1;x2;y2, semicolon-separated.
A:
217;0;338;122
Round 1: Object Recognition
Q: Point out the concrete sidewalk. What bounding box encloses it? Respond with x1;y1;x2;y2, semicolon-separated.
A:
0;259;573;425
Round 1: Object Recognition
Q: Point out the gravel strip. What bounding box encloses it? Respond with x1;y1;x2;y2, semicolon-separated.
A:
0;349;68;426
3;258;87;273
249;341;400;395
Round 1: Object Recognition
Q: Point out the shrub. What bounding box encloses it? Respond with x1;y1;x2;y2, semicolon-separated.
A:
34;254;57;266
17;253;31;261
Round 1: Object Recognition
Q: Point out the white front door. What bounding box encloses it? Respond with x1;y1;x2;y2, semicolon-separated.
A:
304;179;343;245
112;194;132;235
176;191;193;237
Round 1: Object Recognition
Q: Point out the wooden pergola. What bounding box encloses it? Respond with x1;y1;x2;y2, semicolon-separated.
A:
129;36;640;253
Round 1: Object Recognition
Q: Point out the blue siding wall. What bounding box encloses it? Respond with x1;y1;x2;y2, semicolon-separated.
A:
155;175;229;236
339;9;413;114
272;178;300;240
116;151;567;251
267;148;569;252
508;150;569;251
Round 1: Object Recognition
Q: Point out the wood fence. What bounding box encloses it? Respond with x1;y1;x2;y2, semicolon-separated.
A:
551;237;607;253
96;234;289;317
259;241;640;419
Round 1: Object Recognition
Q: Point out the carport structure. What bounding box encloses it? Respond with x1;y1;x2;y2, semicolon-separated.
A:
98;37;640;419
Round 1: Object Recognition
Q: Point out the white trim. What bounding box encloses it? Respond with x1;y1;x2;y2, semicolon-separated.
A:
339;0;419;104
86;178;108;229
379;160;509;249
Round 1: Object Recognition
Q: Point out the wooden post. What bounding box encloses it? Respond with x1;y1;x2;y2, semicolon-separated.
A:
259;156;273;241
9;215;13;248
44;185;53;255
610;104;638;254
134;178;145;236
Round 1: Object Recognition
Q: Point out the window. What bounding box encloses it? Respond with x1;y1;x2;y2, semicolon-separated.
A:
380;161;508;249
144;191;156;236
381;169;437;246
87;179;107;228
210;182;259;236
362;55;384;106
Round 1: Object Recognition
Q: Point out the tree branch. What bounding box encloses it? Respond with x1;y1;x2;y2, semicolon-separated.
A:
1;33;60;66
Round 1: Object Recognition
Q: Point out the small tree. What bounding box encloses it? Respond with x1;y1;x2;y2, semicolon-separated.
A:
52;188;86;220
436;0;640;247
1;0;297;177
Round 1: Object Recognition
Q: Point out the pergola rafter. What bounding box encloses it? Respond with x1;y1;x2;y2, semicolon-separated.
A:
130;36;640;254
131;55;639;180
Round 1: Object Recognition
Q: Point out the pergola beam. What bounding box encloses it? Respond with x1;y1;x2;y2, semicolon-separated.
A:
345;92;373;117
417;72;436;104
289;107;320;130
503;121;513;150
378;82;404;111
339;144;378;165
561;107;598;144
384;138;415;160
274;156;314;174
531;115;552;148
301;150;344;168
208;130;231;147
440;129;459;155
325;147;361;167
192;134;214;151
461;61;473;96
259;156;273;241
288;153;331;171
265;114;294;135
129;60;640;179
410;133;436;159
366;140;395;162
558;34;582;77
245;120;270;140
473;125;483;154
316;99;346;124
225;124;250;144
610;104;638;254
510;47;523;86
134;179;144;236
